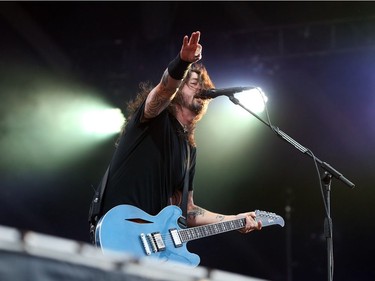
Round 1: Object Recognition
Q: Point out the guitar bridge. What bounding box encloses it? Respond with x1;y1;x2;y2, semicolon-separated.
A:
140;233;151;255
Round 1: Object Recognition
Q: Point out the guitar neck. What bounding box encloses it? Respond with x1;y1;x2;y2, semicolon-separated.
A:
178;218;246;242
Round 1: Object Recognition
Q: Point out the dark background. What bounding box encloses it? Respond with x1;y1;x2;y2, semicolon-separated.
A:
1;2;374;281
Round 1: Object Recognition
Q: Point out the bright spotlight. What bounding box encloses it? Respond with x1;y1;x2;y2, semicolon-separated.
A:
234;87;268;113
81;108;125;135
0;70;126;174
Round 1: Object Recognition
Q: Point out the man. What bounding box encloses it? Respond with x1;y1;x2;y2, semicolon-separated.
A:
89;31;261;245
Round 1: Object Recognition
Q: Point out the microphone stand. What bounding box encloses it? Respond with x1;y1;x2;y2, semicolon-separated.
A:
322;171;333;281
228;95;355;281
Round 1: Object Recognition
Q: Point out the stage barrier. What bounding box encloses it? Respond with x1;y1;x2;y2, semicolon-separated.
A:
0;225;268;281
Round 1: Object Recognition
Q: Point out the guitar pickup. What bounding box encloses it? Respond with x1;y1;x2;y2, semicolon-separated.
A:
169;228;182;248
149;232;166;252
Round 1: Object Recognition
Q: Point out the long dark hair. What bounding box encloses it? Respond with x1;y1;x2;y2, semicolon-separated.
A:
168;63;214;146
117;63;214;147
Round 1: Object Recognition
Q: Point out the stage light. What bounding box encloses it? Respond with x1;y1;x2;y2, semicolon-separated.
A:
233;87;268;115
80;108;125;135
0;72;125;174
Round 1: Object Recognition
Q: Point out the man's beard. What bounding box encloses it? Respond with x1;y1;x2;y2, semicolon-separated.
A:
175;90;209;117
188;98;205;114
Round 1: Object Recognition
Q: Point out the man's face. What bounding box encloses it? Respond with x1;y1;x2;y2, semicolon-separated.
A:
180;72;209;115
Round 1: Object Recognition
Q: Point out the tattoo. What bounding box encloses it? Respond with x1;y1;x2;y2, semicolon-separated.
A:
187;206;206;219
145;93;167;119
144;69;178;119
216;215;225;221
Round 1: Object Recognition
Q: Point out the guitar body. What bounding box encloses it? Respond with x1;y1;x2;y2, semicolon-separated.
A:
95;204;200;266
96;204;284;267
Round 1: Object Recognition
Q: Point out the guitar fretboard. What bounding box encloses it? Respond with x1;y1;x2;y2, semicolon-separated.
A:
178;218;246;242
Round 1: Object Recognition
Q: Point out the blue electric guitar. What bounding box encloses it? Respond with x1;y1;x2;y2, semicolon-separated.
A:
95;205;284;267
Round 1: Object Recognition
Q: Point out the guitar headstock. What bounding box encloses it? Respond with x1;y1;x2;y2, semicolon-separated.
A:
255;210;285;227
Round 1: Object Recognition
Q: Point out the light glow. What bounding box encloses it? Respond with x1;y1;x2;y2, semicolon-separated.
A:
194;86;270;203
81;108;125;134
234;87;268;115
0;70;125;173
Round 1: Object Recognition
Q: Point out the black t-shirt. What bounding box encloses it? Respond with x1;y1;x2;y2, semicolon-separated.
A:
101;101;196;216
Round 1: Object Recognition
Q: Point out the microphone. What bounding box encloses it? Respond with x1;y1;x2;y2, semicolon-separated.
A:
197;86;256;99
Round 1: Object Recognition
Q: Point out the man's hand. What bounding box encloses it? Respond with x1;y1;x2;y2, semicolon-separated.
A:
180;31;202;63
237;211;262;234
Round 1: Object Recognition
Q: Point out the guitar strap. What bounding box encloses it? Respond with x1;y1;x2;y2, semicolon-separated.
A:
178;141;190;229
88;165;110;244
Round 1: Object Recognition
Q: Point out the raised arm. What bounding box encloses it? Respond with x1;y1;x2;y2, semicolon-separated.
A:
144;31;203;120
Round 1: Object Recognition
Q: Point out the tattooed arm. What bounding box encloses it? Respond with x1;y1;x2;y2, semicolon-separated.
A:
144;31;202;120
186;191;262;233
144;69;181;119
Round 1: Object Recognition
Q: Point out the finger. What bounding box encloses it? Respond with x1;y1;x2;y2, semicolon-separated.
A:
193;31;201;44
182;35;189;48
258;220;262;230
248;211;256;218
189;31;200;45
